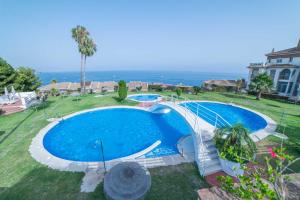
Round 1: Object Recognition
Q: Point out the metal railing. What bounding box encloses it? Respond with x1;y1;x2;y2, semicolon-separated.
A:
182;101;232;129
160;95;208;175
160;95;231;176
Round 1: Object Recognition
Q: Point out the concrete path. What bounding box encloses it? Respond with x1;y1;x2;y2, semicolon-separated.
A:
80;169;105;193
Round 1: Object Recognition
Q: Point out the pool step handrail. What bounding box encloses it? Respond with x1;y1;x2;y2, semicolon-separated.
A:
182;99;232;129
162;96;228;176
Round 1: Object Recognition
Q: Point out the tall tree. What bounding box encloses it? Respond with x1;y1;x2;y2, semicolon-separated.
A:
80;36;97;93
118;80;127;101
71;25;89;93
249;73;273;100
0;57;16;94
14;67;41;91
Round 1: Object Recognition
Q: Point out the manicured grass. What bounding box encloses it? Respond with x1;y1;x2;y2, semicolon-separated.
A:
0;93;206;200
0;91;299;199
176;91;300;172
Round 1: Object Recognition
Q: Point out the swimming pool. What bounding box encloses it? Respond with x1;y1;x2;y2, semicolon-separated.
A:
127;94;162;102
43;106;192;162
180;101;268;132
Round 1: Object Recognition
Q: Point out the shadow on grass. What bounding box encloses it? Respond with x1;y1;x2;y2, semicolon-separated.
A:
0;163;207;200
111;96;135;105
30;100;55;111
218;93;250;100
265;103;281;108
0;167;105;200
72;98;82;102
0;110;35;145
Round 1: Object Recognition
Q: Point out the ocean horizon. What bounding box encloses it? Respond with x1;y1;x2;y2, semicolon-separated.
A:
38;71;247;86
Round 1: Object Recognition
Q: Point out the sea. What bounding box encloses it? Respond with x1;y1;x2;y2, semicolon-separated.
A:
38;71;247;86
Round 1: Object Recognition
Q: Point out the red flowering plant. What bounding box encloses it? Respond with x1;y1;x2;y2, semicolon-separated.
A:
217;145;300;200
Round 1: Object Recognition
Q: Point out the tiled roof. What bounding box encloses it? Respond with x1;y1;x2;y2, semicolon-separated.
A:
265;39;300;58
266;64;300;68
204;80;237;87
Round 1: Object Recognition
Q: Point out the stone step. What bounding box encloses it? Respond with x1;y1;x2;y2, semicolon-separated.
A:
202;164;222;176
198;152;219;161
202;159;220;168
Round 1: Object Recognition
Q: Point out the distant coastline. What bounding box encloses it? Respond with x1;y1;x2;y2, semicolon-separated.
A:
38;71;247;86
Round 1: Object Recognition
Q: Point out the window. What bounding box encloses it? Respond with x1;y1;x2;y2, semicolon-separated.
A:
269;70;276;82
268;58;271;63
251;69;259;79
277;82;288;93
278;69;290;80
276;59;282;63
289;57;293;62
287;83;293;94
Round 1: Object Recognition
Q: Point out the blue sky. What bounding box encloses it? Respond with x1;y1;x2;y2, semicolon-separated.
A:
0;0;300;73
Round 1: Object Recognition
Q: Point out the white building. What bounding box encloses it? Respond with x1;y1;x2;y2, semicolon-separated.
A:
247;39;300;97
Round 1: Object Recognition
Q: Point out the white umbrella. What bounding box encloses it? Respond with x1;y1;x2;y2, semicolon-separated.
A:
4;87;10;101
11;86;15;95
4;87;8;96
11;86;16;100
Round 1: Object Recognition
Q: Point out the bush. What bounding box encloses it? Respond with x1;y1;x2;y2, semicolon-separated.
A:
135;86;142;92
175;88;182;97
118;80;127;101
192;86;201;95
50;88;59;96
213;124;256;163
148;85;164;92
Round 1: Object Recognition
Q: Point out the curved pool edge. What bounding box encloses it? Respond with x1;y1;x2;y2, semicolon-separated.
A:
29;105;192;172
127;93;163;103
178;100;277;142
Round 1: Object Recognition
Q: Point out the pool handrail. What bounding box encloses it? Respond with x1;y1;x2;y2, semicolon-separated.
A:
182;100;232;128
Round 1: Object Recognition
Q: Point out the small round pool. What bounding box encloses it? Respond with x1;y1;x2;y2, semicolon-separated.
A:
43;106;192;162
181;102;267;132
127;94;162;102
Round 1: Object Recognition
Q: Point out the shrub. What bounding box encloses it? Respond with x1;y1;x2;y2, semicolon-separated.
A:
148;85;163;92
118;80;127;101
193;86;201;95
249;73;273;100
213;124;256;163
175;88;182;97
218;146;300;200
50;88;59;96
136;86;142;92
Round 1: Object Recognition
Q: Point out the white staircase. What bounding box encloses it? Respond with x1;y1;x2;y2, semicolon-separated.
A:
161;101;224;176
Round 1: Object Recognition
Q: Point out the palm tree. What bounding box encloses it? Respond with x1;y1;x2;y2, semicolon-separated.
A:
213;124;256;163
71;25;89;93
80;37;97;93
249;73;273;100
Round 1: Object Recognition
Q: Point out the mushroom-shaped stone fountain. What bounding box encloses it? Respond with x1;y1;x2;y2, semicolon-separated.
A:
104;162;151;200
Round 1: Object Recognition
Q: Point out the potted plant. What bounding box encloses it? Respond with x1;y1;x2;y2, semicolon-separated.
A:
213;124;256;177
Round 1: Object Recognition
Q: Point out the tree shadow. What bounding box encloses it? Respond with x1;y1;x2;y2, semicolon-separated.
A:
0;110;35;145
30;100;55;111
0;167;105;200
265;103;281;108
72;98;82;102
218;92;249;100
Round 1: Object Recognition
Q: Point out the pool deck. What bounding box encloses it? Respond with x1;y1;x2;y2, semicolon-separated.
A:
29;101;277;192
177;100;277;142
29;105;195;192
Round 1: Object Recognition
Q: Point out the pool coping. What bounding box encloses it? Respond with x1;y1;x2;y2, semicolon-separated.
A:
178;100;277;142
127;93;163;103
29;105;192;172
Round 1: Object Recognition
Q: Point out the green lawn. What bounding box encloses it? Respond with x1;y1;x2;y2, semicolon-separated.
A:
0;91;299;199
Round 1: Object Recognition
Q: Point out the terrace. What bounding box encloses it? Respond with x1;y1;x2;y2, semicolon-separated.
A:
0;91;299;199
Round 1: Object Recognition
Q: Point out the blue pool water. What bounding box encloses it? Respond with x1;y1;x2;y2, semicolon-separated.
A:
128;94;161;102
181;102;267;132
43;106;192;162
